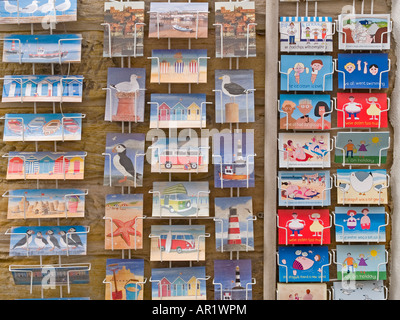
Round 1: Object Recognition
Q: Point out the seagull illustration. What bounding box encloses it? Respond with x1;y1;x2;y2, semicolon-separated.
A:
219;74;250;103
39;0;56;13
20;0;39;15
4;0;18;16
338;182;350;193
110;74;141;93
55;0;71;14
349;171;374;195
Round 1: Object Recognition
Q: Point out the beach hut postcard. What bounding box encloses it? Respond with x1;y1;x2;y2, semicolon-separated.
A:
215;69;255;123
333;280;385;300
103;133;145;187
336;92;388;128
279;94;331;130
337;53;389;89
334;207;386;243
0;0;77;24
2;75;83;103
215;1;256;58
277;283;327;300
151;266;207;300
280;54;333;91
105;68;146;122
105;259;144;300
280;16;333;52
278;170;331;207
337;14;391;50
3;34;82;64
150;225;206;262
103;1;145;57
213;131;255;188
336;169;388;205
8;225;88;257
148;2;208;39
336;245;387;281
214;196;254;252
151;181;209;218
105;194;143;250
278;132;331;168
278;246;330;283
214;259;252;300
6;151;86;180
6;188;86;219
150;49;208;84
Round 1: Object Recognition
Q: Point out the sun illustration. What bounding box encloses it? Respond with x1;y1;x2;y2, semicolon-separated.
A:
369;136;381;146
369;248;381;260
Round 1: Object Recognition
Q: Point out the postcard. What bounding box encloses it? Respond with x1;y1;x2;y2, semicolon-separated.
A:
215;69;255;123
280;54;333;91
334;132;390;165
336;169;388;205
9;225;88;256
334;207;386;243
105;194;143;250
149;93;207;129
277;283;327;300
333;280;385;300
149;2;208;39
337;53;389;89
213;131;255;188
214;197;254;252
277;209;331;245
103;1;145;57
278;170;331;207
6;188;86;219
279;94;331;130
278;246;330;283
3;34;82;64
151;266;207;300
105;259;144;300
105;68;146;122
214;259;252;300
336;245;387;281
150;225;206;262
150;49;208;84
152;181;209;218
338;14;391;50
103;133;145;187
215;1;256;58
6;151;86;180
150;137;209;173
280;16;333;52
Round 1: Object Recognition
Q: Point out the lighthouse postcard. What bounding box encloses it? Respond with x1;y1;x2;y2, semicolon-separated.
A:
214;196;254;252
103;133;145;187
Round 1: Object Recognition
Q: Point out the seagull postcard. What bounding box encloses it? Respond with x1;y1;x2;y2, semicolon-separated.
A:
215;69;255;123
105;194;143;250
333;280;384;300
105;68;146;122
103;133;145;187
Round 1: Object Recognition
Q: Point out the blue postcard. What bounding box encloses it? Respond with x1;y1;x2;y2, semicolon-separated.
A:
333;280;385;300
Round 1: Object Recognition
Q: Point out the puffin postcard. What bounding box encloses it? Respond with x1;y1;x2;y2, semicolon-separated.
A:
214;196;254;252
151;266;207;300
279;16;333;52
105;194;143;250
334;207;387;243
8;225;88;256
105;259;144;300
336;169;388;205
214;259;253;300
277;209;331;245
6;188;86;219
149;93;207;129
336;92;388;128
103;133;145;187
103;1;145;58
105;68;146;122
280;54;333;92
278;246;330;283
277;283;327;300
215;69;255;123
337;53;389;89
336;244;387;281
333;280;385;300
279;94;331;130
151;181;209;218
148;2;208;39
149;225;206;262
215;1;256;58
334;131;390;165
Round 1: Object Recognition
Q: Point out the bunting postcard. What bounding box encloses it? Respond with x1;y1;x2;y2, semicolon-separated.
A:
277;283;327;300
333;280;385;300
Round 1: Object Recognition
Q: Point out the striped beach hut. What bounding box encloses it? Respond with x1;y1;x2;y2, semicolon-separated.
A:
160;60;170;74
174;59;184;74
189;59;198;74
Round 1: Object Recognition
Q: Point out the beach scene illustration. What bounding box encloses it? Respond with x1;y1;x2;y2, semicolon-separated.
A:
277;283;327;300
333;280;385;300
